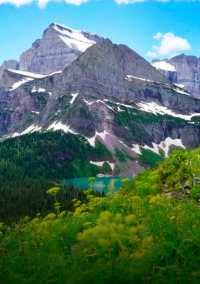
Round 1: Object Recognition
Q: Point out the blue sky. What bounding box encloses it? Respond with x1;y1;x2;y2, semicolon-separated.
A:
1;0;200;65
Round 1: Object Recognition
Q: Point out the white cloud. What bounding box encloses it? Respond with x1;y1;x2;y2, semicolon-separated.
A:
115;0;145;3
147;32;191;59
0;0;200;6
0;0;32;6
0;0;89;7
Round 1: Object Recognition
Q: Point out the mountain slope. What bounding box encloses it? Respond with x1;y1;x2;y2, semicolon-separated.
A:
153;54;200;98
1;37;200;176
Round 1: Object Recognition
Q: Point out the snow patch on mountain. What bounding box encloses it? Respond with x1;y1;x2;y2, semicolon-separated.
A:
131;144;141;155
125;75;155;83
83;98;95;106
9;124;42;138
172;86;190;96
86;130;110;147
132;137;185;157
47;121;77;135
136;101;200;121
152;61;176;72
52;23;96;53
90;161;115;170
10;78;34;91
8;69;45;79
143;137;185;157
70;93;79;105
32;87;46;93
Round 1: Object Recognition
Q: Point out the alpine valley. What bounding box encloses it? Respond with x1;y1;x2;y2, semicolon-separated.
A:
1;22;200;184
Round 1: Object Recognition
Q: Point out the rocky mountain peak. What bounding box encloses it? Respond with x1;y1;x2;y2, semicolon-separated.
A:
46;22;100;52
61;38;168;89
153;54;200;98
17;23;102;75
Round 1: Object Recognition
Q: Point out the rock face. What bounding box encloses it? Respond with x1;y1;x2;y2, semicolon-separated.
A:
19;23;102;75
0;23;101;89
1;38;200;176
0;60;19;80
169;55;200;98
153;55;200;98
0;69;45;91
1;26;200;176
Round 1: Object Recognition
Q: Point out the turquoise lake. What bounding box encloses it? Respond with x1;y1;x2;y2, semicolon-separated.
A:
63;177;128;193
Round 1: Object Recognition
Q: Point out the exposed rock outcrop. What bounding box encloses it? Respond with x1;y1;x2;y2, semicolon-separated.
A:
153;55;200;98
19;23;102;74
0;60;19;80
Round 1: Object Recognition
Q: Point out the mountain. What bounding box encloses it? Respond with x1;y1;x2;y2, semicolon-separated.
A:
152;54;200;98
0;60;19;81
19;23;102;74
1;29;200;178
0;23;102;81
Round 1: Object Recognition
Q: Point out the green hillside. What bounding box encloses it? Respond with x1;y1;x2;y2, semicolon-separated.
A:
0;131;112;220
1;147;200;283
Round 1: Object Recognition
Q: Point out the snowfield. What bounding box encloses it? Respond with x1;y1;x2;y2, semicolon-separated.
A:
52;23;96;52
136;101;200;121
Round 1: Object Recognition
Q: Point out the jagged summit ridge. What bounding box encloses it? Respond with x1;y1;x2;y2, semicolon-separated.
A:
46;23;97;52
62;38;167;84
19;23;102;75
0;23;103;78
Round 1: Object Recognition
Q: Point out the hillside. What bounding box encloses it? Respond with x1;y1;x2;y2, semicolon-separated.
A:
0;131;114;220
1;147;200;283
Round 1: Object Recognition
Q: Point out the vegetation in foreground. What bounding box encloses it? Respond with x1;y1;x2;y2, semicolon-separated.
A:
0;131;113;221
1;148;200;283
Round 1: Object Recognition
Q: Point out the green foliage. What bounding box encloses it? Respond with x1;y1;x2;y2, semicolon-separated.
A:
191;115;200;123
113;104;200;153
100;162;112;174
139;148;164;167
47;187;62;215
0;131;113;220
114;148;133;162
2;147;200;283
191;186;200;200
1;185;200;283
94;140;113;160
47;187;62;197
132;147;200;200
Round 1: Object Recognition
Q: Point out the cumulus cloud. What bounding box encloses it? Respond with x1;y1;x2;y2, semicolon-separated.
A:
147;32;191;58
0;0;89;7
